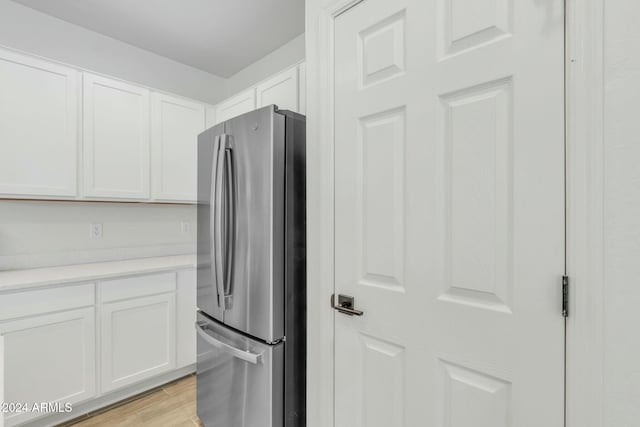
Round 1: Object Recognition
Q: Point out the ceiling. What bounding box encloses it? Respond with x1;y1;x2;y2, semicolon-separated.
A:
12;0;305;78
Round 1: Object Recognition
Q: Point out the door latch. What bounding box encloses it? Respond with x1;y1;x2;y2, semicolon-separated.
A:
331;294;364;316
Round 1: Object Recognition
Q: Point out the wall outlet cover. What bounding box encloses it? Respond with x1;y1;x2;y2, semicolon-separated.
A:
90;223;103;239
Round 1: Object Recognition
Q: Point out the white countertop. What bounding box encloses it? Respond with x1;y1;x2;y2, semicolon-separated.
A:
0;254;196;293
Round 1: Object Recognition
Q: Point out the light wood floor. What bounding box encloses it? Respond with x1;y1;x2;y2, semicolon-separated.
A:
62;375;203;427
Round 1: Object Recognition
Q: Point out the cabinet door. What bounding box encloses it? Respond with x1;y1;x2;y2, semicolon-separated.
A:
205;105;217;129
256;67;299;112
176;269;197;368
0;49;78;198
215;88;256;124
0;308;96;426
151;93;205;202
83;73;150;199
100;293;176;393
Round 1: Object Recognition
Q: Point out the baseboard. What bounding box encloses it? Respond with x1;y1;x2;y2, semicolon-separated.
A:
19;365;196;427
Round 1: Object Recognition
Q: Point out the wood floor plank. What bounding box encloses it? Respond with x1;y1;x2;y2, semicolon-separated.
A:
67;375;199;427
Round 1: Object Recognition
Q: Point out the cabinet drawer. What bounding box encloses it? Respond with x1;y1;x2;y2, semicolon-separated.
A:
101;272;176;303
0;284;94;322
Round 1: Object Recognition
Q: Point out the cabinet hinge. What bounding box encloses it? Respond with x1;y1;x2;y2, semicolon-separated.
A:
562;275;569;318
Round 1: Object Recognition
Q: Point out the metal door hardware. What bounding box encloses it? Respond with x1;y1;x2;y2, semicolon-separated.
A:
331;294;364;316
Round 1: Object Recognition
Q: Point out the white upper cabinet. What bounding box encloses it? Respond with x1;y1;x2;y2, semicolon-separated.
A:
0;49;79;198
215;88;256;124
205;105;217;129
83;73;150;199
0;47;304;203
215;62;306;124
256;66;299;112
151;93;205;202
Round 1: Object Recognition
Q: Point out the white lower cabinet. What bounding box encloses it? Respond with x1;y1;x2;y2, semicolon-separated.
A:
0;266;196;426
100;293;176;393
0;308;96;427
176;269;197;368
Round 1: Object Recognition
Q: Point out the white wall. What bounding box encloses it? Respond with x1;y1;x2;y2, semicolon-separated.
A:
224;33;305;96
0;201;196;270
0;0;226;104
603;0;640;424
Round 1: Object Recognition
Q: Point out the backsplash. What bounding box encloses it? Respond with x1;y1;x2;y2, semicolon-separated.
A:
0;200;196;270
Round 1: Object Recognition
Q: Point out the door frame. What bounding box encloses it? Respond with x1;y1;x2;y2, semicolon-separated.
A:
305;0;605;426
305;2;360;426
565;0;605;426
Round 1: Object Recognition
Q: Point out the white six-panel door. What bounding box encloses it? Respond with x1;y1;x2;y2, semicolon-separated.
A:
333;0;565;426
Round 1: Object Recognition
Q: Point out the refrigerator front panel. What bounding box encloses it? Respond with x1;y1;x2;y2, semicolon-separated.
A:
196;313;283;427
197;122;226;322
221;106;286;342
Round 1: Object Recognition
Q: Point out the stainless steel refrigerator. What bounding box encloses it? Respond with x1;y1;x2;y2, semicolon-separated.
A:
195;105;306;427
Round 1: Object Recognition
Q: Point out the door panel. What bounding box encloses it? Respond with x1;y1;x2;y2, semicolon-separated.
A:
222;107;285;343
198;123;226;323
197;108;286;343
177;269;198;368
0;48;78;197
256;67;299;112
100;293;176;393
83;73;150;199
334;0;565;426
0;308;96;426
151;92;205;202
215;89;256;124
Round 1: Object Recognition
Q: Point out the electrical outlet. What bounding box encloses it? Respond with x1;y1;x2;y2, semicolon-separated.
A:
181;221;190;234
89;223;103;239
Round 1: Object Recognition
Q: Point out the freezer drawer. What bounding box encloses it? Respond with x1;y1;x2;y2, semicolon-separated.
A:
196;313;283;427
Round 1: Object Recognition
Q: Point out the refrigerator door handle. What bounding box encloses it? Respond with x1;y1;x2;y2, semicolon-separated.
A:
195;322;263;365
222;134;236;309
213;135;226;310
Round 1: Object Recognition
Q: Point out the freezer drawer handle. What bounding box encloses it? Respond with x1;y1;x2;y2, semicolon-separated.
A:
331;294;364;316
195;322;263;365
